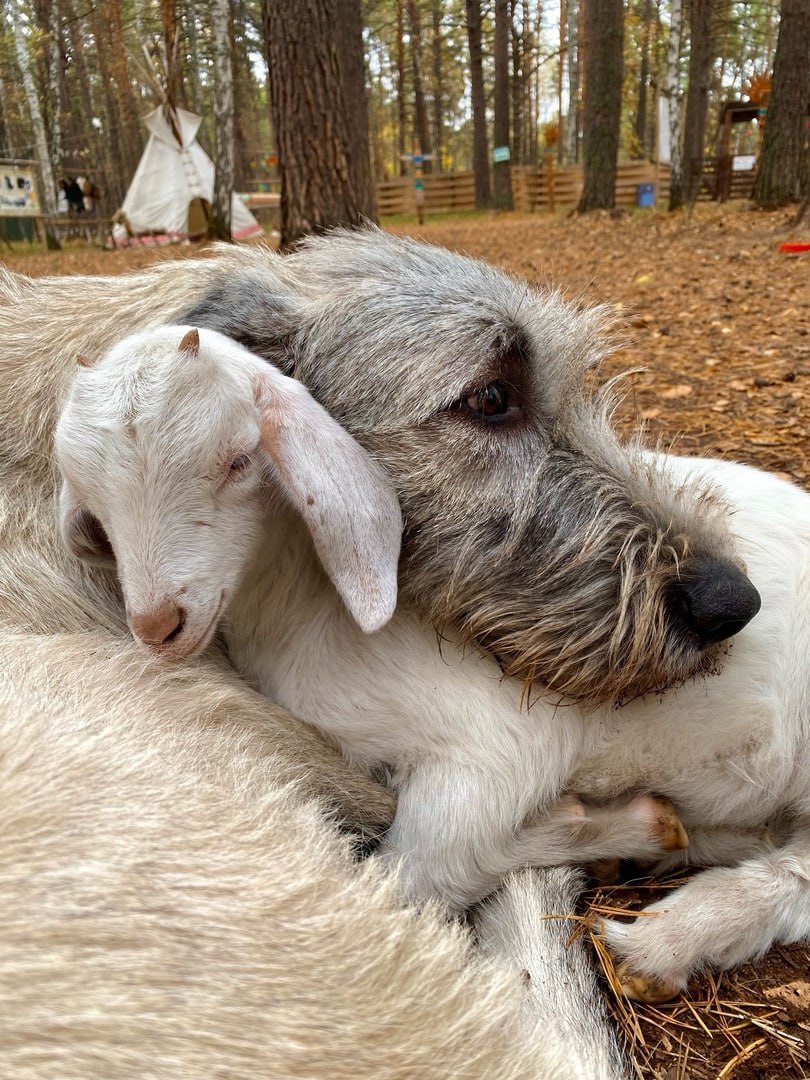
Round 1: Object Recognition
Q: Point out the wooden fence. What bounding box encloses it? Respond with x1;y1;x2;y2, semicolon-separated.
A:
376;161;672;217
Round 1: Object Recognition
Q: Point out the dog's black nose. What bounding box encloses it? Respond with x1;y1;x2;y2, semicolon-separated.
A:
674;559;761;646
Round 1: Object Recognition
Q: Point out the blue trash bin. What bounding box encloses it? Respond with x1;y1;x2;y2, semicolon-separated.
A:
636;183;656;209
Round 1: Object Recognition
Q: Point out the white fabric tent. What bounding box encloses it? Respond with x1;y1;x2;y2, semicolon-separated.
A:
120;106;262;241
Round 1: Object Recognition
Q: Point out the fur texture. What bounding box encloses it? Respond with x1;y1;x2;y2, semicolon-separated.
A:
0;245;633;1078
54;321;810;999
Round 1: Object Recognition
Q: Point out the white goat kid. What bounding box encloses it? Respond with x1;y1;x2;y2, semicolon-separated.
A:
55;325;810;1001
55;326;689;911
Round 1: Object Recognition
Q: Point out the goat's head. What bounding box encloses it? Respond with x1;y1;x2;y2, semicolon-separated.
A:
54;325;402;658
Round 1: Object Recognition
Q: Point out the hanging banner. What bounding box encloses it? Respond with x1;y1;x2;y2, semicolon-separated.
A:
0;165;41;216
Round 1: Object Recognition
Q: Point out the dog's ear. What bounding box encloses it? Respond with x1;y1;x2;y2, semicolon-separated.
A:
58;478;116;566
253;370;401;634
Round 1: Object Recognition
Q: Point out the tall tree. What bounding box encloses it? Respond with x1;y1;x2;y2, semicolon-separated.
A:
666;0;686;209
565;0;580;163
465;0;491;207
108;0;143;186
431;1;444;170
406;0;431;163
681;0;714;203
263;0;377;248
395;0;408;174
635;0;654;157
210;0;234;240
9;0;60;248
577;0;624;211
753;0;810;207
493;0;513;208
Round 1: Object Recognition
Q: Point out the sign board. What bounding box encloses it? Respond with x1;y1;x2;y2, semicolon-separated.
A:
732;154;756;172
0;165;40;217
492;146;511;163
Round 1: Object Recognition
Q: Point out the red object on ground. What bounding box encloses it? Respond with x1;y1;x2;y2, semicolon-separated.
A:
779;242;810;253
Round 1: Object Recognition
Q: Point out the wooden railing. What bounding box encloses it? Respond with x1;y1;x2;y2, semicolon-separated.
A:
376;161;673;217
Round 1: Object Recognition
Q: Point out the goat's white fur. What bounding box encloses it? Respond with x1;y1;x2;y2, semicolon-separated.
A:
56;324;810;997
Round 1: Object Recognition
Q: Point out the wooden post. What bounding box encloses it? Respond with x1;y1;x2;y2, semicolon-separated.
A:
546;151;556;212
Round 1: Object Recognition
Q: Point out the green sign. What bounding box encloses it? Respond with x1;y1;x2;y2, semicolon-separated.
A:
492;146;511;163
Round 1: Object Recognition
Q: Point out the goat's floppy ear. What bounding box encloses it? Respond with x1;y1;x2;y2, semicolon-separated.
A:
57;479;116;566
254;373;401;633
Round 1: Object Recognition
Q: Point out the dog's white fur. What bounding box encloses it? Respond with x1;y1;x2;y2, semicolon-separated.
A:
3;275;625;1078
55;325;810;997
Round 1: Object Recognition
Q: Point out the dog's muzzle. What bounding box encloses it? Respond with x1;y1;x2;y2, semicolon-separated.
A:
672;558;762;647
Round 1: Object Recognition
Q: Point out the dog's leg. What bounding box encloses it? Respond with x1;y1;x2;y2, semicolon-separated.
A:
602;824;810;1002
475;868;628;1080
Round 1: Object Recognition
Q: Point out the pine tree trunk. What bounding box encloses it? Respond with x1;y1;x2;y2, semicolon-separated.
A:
406;0;432;164
565;0;580;164
511;1;522;166
211;0;234;240
753;0;810;207
46;0;63;169
263;0;377;249
88;3;127;207
666;0;686;208
682;0;714;203
10;0;61;248
431;2;444;171
465;0;491;207
162;0;185;108
577;0;624;211
493;0;513;208
63;0;96;141
635;0;653;157
109;0;143;187
396;0;408;175
522;1;535;164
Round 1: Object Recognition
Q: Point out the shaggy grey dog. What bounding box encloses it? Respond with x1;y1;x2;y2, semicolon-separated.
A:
181;228;760;705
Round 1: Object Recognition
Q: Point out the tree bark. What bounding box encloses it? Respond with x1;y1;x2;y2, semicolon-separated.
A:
577;0;624;211
431;1;444;171
635;0;653;158
682;0;714;203
211;0;234;240
263;0;377;249
406;0;432;164
395;0;408;174
465;0;491;207
565;0;580;164
666;0;686;209
493;0;513;208
108;0;143;186
753;0;810;207
511;1;522;166
162;0;185;108
10;0;61;248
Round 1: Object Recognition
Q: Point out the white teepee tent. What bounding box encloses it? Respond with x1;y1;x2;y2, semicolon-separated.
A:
119;105;262;242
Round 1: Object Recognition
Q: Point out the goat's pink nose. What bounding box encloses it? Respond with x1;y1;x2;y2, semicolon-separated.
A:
131;603;186;648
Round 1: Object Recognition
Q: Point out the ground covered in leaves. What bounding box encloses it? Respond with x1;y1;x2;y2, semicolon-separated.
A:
4;202;809;1080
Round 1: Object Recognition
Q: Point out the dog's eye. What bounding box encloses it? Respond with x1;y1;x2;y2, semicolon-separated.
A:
455;381;520;424
467;384;508;418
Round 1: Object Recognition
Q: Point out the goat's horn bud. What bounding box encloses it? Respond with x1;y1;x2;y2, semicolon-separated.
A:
178;328;200;357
